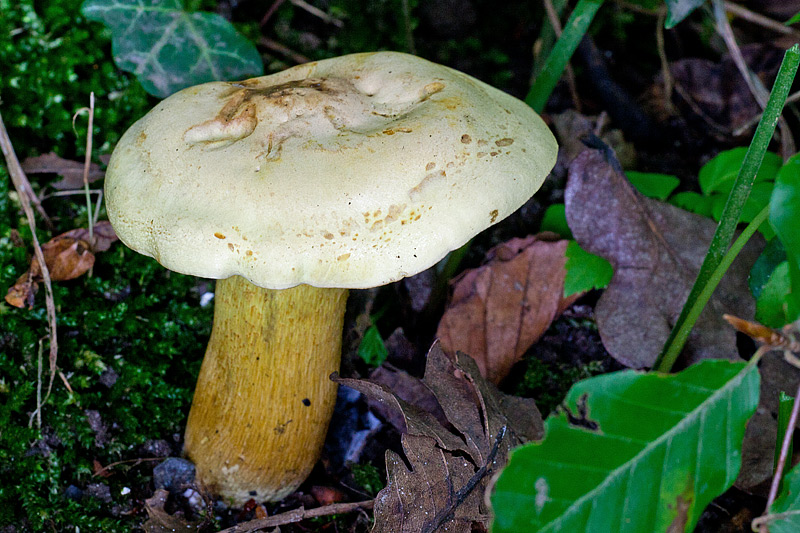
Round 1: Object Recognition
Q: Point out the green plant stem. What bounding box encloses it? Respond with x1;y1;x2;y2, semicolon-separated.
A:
526;0;604;113
533;0;568;79
655;45;800;373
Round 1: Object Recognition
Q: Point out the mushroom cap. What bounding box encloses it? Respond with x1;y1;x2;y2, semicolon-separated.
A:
105;52;557;289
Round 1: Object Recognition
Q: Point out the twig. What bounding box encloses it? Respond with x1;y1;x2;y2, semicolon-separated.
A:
754;510;800;530
216;500;375;533
260;0;287;27
713;0;796;158
759;379;800;533
421;426;507;533
81;93;95;249
724;1;800;38
92;456;166;477
258;37;310;65
733;89;800;137
655;8;675;112
290;0;343;27
0;110;59;414
542;0;581;112
30;339;44;428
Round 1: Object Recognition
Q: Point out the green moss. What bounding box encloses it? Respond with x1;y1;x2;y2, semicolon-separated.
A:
514;358;607;417
0;0;154;160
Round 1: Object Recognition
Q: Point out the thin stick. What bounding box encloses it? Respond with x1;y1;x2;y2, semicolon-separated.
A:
260;0;287;26
760;380;800;533
0;111;59;406
724;1;800;38
289;0;343;27
258;37;310;65
421;426;507;533
713;0;796;158
655;9;675;111
92;456;166;477
81;93;95;248
543;0;581;111
216;500;375;533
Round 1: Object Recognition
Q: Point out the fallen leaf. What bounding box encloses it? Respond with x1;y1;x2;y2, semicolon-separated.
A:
565;148;762;368
4;221;118;308
21;152;105;190
334;343;543;533
142;489;202;532
668;45;783;139
436;235;580;383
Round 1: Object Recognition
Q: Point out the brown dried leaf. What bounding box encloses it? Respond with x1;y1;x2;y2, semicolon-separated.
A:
4;222;118;308
668;45;783;139
565;148;762;368
436;235;579;383
142;489;202;532
21;152;105;190
335;343;543;533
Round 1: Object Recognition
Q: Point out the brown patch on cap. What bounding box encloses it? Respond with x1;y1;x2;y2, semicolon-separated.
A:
495;138;514;147
461;134;472;144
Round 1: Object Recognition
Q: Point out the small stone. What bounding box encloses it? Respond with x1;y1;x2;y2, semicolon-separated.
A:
64;484;83;501
98;367;119;388
140;439;172;457
153;457;196;493
85;482;112;503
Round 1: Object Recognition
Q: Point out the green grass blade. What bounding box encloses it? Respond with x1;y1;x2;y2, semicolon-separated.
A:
525;0;604;113
655;44;800;372
491;360;760;533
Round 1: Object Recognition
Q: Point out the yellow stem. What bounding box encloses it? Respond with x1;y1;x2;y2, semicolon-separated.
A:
183;276;348;504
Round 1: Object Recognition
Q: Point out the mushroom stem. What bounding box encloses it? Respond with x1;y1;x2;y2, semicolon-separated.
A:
183;275;348;504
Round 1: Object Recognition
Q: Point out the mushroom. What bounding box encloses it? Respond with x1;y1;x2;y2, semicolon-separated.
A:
104;51;557;504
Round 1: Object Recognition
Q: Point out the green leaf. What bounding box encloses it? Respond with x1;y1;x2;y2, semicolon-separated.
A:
81;0;263;98
786;11;800;26
768;462;800;532
626;171;680;200
749;237;787;300
491;360;760;533
775;391;794;474
540;204;572;239
710;181;775;239
563;240;613;297
670;191;713;217
699;148;781;195
664;0;707;28
771;153;800;272
357;325;388;367
754;261;799;327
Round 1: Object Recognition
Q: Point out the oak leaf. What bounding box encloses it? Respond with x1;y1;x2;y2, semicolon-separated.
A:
335;343;543;533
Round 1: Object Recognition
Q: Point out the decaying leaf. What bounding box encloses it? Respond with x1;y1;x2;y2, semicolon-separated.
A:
565;148;762;368
667;45;783;139
436;235;580;383
21;151;105;190
142;489;202;532
4;221;118;308
335;343;543;533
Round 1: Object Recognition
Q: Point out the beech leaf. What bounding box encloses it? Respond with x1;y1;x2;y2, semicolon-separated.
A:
436;235;580;383
4;222;118;308
565;148;762;368
334;343;543;532
21;152;105;190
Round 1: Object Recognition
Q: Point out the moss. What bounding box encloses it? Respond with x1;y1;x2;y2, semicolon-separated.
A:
0;0;154;160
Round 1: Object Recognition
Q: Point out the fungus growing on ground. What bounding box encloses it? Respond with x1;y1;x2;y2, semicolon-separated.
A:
104;51;558;504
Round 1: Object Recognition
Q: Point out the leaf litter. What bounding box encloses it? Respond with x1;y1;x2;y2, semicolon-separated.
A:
436;235;580;384
334;342;543;532
565;146;763;369
5;220;118;308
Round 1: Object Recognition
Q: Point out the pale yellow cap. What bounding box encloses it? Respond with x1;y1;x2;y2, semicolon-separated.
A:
105;52;557;289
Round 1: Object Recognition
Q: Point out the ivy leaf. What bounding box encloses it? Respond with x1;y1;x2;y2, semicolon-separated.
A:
491;359;759;533
664;0;708;29
81;0;263;98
